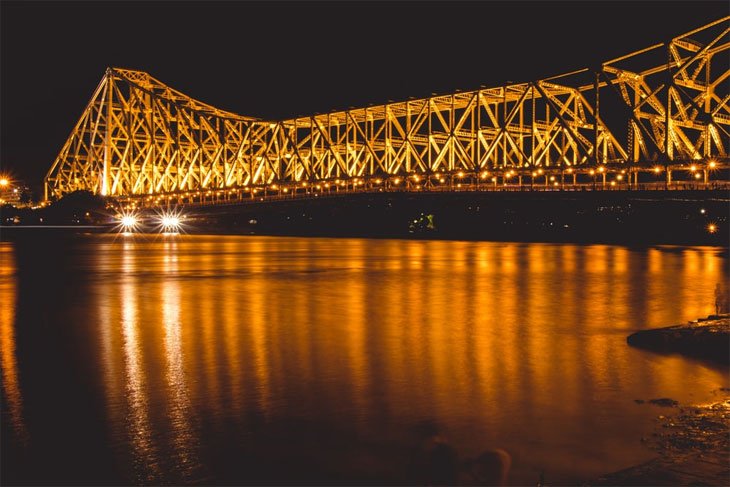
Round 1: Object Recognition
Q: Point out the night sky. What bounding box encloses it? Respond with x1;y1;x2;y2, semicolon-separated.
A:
1;0;727;192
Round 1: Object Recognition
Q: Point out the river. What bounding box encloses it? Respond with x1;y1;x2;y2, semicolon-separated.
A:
1;234;727;485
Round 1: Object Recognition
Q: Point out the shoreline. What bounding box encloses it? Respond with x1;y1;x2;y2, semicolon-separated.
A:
590;393;730;486
627;315;730;364
589;316;730;486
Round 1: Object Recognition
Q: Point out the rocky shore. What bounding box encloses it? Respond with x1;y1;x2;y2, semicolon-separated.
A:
587;316;729;486
626;315;729;364
591;393;729;486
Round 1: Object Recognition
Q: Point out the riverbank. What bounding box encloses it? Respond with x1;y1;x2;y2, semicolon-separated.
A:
3;189;728;246
591;392;729;486
627;315;729;364
588;317;730;486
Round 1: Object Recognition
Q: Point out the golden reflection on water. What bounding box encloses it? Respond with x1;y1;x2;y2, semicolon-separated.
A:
77;237;729;484
161;241;196;477
121;253;162;482
0;244;28;444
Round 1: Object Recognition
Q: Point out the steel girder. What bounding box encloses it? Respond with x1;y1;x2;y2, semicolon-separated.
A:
44;18;729;200
600;17;729;163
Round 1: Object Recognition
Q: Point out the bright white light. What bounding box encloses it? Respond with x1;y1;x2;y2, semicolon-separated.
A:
121;216;137;228
158;211;184;233
117;212;139;232
161;216;180;227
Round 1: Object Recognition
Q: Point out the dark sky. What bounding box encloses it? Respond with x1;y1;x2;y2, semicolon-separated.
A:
1;0;728;189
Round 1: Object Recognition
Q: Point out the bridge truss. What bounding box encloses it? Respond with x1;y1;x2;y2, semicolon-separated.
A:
45;18;729;202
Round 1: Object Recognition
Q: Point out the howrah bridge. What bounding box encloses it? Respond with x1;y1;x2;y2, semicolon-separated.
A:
44;18;730;208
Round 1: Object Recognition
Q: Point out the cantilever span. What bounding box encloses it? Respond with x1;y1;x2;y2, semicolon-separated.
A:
44;17;729;203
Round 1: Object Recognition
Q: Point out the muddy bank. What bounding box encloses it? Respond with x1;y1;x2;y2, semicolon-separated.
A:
627;315;729;364
590;393;730;486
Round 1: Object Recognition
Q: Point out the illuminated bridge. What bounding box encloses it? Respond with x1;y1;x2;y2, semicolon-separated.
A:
45;18;729;208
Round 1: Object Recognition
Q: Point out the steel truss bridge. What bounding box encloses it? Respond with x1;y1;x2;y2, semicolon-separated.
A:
45;18;730;206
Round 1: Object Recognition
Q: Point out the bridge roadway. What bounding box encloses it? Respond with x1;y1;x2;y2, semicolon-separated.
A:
115;164;729;210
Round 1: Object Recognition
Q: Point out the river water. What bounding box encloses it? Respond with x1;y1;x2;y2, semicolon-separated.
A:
1;234;727;485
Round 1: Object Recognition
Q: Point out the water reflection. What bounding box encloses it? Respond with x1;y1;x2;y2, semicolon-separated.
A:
121;254;161;482
0;244;28;444
4;236;728;485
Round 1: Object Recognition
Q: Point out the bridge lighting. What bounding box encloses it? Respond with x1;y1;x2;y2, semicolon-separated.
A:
566;168;573;174
589;169;595;176
694;172;702;179
610;181;616;186
0;178;8;187
707;223;717;234
393;178;401;185
157;210;184;234
283;188;289;193
598;166;605;173
709;160;717;169
538;169;544;175
549;176;555;182
653;166;662;174
457;171;464;178
439;178;445;183
690;165;697;172
553;182;559;187
117;212;139;233
616;174;623;181
532;171;538;177
161;215;180;227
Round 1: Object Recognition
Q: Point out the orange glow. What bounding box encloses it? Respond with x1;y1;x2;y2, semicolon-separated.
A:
653;166;662;174
0;246;28;443
74;237;728;484
707;223;717;234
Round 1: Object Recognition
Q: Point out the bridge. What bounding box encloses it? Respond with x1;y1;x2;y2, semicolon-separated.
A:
44;18;729;209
